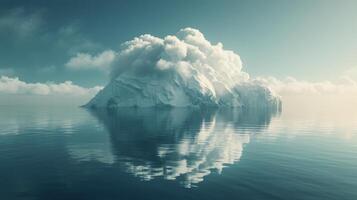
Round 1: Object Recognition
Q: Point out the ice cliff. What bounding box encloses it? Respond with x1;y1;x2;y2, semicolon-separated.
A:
85;28;281;109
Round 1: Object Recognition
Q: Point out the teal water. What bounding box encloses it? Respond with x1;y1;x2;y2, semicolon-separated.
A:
0;105;356;200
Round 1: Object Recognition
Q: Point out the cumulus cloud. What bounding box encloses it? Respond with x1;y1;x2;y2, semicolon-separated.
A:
0;76;102;96
66;50;116;70
110;28;247;86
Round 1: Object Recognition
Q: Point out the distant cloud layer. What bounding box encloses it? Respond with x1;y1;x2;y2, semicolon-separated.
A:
254;76;357;96
0;76;102;96
2;75;356;100
63;27;357;105
2;20;357;105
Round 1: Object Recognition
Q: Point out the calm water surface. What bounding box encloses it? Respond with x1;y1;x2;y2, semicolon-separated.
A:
0;105;356;200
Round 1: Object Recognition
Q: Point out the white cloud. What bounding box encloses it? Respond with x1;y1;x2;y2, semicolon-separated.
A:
252;76;357;96
0;76;102;96
66;50;116;70
250;76;357;117
4;25;354;107
110;27;246;86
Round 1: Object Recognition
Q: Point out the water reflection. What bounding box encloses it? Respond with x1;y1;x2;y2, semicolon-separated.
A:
0;106;278;189
3;105;357;199
89;107;279;188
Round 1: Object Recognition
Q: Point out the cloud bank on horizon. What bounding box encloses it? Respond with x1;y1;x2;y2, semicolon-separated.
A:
254;76;357;96
1;27;357;106
64;27;357;96
0;76;102;96
2;75;356;97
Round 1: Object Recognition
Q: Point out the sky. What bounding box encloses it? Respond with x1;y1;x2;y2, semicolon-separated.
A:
0;0;357;105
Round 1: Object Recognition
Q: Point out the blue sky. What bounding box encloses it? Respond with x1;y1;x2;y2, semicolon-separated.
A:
0;0;357;88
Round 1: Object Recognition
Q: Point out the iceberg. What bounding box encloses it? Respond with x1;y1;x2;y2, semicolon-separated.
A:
85;28;281;109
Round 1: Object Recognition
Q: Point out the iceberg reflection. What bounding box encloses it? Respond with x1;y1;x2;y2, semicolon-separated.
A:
89;107;279;188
